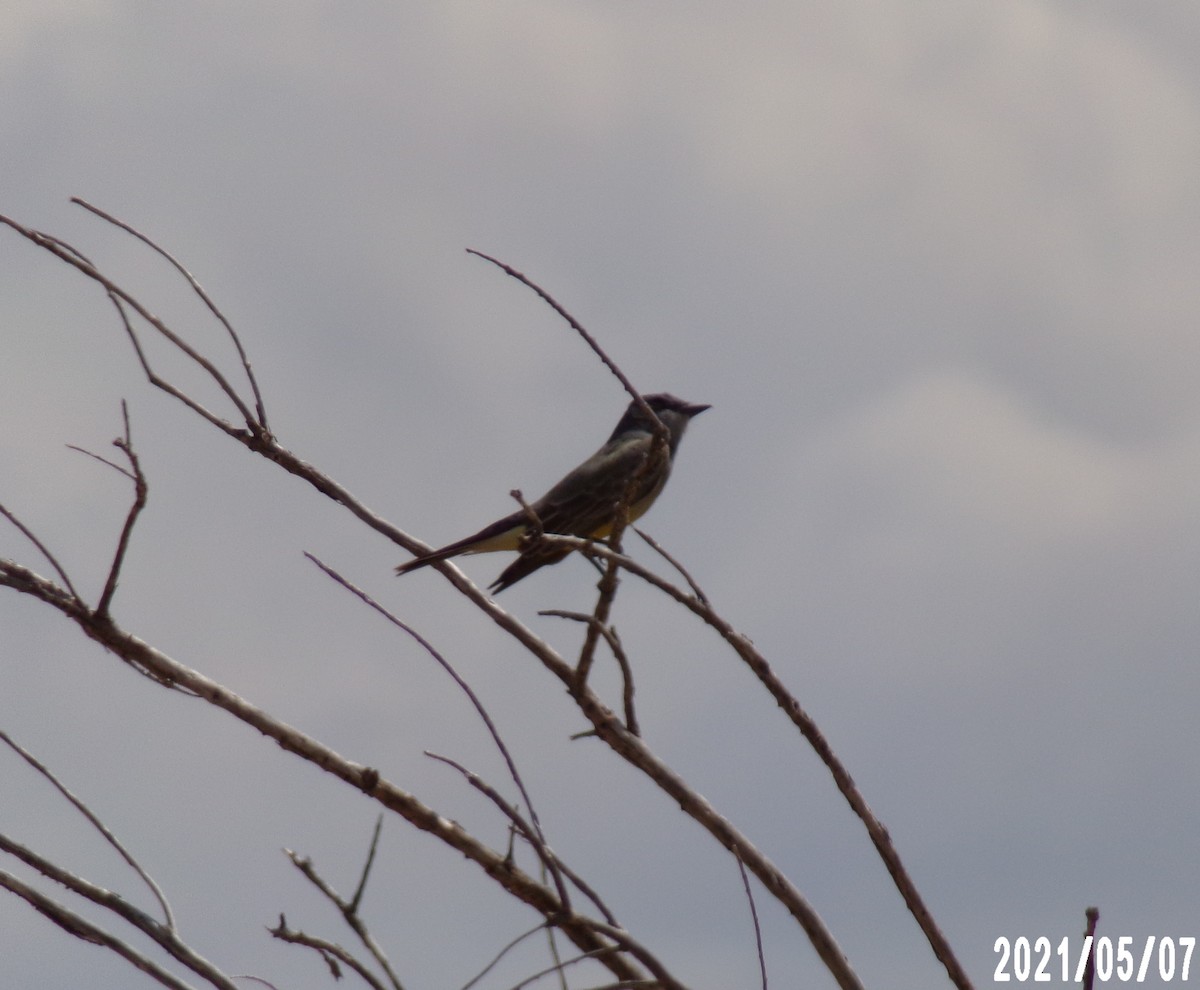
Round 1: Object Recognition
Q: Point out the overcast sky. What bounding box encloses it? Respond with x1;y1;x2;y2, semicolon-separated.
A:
3;3;1199;988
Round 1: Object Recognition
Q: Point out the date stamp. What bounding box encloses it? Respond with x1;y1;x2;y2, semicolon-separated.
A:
994;936;1196;983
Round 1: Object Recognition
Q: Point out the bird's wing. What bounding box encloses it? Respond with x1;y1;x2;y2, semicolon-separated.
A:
533;431;669;536
487;435;669;592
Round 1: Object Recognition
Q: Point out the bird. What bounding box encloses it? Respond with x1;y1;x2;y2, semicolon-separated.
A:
396;392;710;592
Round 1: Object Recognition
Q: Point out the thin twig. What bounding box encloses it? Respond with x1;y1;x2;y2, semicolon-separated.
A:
507;947;614;990
349;815;384;915
66;444;136;480
0;213;258;429
734;850;768;990
632;527;708;604
0;503;79;601
269;914;389;990
510;489;544;541
0;867;221;990
96;400;147;619
105;280;243;435
575;533;622;687
424;752;573;914
0;837;236;987
283;848;404;990
0;730;175;930
460;922;550;990
71;197;270;431
420;750;619;930
539;611;638;735
573;440;659;687
464;250;662;441
539;861;569;990
304;553;572;914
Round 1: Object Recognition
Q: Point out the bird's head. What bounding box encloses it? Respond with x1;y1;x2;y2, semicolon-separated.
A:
609;392;710;452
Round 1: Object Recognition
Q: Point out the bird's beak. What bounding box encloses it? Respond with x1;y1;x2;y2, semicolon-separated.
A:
683;402;711;418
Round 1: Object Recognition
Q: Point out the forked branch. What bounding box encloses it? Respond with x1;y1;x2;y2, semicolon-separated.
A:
281;828;403;990
70;198;269;431
0;730;174;930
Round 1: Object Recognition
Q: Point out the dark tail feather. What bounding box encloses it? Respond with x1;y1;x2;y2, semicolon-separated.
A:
395;511;526;577
488;544;574;593
394;546;460;576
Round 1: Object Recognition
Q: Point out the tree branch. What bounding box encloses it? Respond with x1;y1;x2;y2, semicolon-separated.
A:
70;198;270;432
532;534;972;990
269;914;389;990
0;730;175;930
0;560;656;986
0;867;230;990
282;842;403;990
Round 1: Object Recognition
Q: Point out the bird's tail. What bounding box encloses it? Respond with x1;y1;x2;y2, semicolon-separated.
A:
487;543;574;593
395;512;526;577
394;546;462;576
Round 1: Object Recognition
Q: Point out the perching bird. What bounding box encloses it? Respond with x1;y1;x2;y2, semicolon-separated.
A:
395;393;709;592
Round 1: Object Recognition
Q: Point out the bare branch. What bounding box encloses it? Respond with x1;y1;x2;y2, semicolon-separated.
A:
508;946;614;990
66;444;136;480
96;400;147;618
0;502;79;601
575;532;622;688
539;913;568;990
281;848;403;990
306;553;636;939
70;197;270;431
537;535;971;990
0;836;239;988
348;815;384;915
269;914;389;990
0;867;221;990
463;249;667;447
0;564;648;983
300;552;561;868
104;281;244;435
460;922;550;990
734;851;768;990
4;471;855;988
299;551;855;987
0;730;175;929
5;559;684;983
632;527;708;605
466;252;635;412
539;611;638;736
0;212;260;430
510;488;544;540
424;752;575;917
